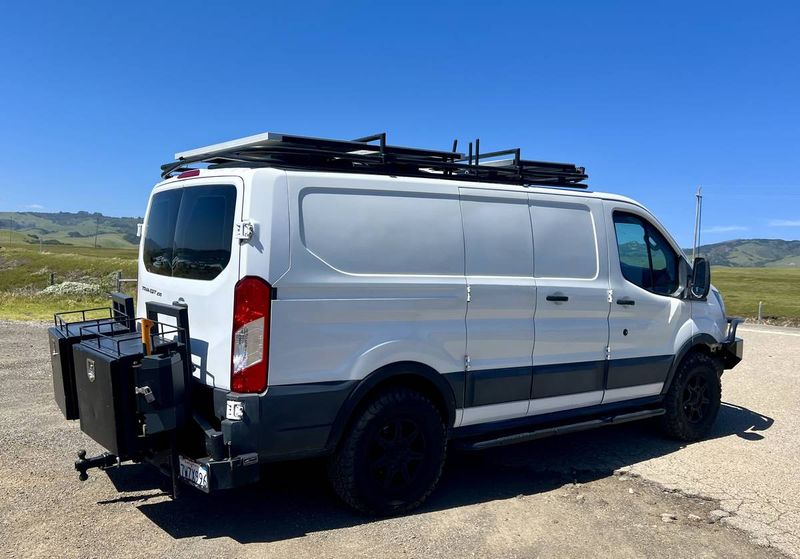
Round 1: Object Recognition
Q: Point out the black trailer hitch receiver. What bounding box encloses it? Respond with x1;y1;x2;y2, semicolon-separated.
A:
75;449;118;481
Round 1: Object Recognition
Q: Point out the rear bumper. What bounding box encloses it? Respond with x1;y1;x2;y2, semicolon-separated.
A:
204;380;357;461
191;453;260;492
175;380;355;492
721;318;744;370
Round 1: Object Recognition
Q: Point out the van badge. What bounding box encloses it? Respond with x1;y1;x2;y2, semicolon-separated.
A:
86;359;96;382
141;285;162;297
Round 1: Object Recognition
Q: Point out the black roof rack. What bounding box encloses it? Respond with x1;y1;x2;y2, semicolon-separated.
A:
160;132;588;189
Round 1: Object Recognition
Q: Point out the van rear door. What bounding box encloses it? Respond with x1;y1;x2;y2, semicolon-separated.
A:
137;176;243;390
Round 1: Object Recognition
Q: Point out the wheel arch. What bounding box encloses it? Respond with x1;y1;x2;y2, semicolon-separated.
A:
661;334;720;395
325;361;459;452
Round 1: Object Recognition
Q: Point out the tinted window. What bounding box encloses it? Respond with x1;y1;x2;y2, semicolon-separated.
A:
531;202;598;279
143;185;237;280
300;190;463;275
614;212;679;295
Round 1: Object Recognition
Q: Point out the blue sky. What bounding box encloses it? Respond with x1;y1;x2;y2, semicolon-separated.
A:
1;0;798;247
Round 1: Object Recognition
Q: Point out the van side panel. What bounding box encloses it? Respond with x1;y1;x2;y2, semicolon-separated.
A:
527;195;610;415
268;173;467;404
458;188;535;426
239;169;291;285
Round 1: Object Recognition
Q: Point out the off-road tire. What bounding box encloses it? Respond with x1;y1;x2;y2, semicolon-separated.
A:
659;351;722;441
327;386;447;516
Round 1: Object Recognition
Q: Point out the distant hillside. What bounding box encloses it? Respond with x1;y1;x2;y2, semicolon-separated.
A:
690;239;800;268
0;211;141;249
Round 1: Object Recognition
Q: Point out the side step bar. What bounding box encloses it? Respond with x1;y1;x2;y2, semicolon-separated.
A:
456;408;666;451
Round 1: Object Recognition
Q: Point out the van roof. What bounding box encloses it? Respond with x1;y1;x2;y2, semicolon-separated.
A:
161;131;589;190
156;165;645;210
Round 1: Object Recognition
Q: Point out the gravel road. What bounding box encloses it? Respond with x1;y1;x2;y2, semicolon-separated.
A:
0;321;795;558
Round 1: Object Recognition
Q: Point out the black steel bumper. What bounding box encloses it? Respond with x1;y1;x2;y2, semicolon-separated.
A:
722;317;744;369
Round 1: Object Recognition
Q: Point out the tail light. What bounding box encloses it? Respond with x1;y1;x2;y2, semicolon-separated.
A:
231;277;271;393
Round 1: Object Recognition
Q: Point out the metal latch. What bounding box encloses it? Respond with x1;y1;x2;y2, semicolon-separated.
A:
234;220;255;242
135;385;155;404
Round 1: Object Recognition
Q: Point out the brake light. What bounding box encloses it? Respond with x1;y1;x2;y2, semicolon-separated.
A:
231;277;271;393
177;169;200;179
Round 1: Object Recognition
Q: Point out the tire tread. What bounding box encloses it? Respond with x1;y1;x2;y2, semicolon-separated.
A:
659;351;721;441
327;386;446;515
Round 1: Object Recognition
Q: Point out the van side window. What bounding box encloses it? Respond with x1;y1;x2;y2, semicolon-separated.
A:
531;202;598;279
613;212;679;295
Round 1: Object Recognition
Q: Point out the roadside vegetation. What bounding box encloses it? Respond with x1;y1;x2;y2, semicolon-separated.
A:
0;240;137;321
711;266;800;325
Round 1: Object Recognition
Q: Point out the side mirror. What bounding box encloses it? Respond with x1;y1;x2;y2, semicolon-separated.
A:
691;257;711;298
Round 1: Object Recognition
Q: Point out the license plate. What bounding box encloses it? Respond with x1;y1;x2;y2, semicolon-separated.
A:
178;456;209;491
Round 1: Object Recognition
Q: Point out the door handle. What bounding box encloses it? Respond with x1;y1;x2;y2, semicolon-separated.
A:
616;298;636;306
546;294;569;302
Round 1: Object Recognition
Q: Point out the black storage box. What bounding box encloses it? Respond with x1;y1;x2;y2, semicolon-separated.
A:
49;298;134;421
73;341;144;459
71;317;191;460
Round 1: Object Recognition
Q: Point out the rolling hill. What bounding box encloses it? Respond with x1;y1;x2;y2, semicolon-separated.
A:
690;239;800;268
0;211;142;249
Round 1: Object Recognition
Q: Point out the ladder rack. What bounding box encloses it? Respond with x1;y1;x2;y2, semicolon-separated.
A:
161;132;588;189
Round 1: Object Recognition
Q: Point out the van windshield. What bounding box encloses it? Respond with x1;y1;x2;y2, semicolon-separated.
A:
143;184;237;281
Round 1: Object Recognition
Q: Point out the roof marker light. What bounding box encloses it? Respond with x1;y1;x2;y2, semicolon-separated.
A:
177;169;201;179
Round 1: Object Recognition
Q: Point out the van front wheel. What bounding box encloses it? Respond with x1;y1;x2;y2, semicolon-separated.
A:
328;387;447;516
659;352;722;441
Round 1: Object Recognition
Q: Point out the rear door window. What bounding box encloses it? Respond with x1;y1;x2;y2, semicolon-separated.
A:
143;185;237;280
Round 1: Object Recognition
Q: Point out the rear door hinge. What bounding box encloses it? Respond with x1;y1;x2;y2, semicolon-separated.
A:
606;345;611;360
235;219;255;242
466;285;472;303
465;355;471;371
607;289;613;303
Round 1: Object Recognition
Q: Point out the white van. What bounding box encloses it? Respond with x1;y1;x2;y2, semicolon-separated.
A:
55;132;743;515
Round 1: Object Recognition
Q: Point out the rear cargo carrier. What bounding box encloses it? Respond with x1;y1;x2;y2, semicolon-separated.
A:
49;295;259;496
50;297;192;489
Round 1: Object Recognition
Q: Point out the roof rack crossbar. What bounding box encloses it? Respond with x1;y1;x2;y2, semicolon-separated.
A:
161;132;588;188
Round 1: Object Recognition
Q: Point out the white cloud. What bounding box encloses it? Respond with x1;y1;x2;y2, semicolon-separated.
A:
24;204;45;210
768;219;800;227
702;225;748;234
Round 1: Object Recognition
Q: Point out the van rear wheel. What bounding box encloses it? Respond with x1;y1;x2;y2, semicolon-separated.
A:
659;352;721;441
327;386;447;516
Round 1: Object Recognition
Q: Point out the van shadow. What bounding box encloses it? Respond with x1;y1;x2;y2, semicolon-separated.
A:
109;402;772;544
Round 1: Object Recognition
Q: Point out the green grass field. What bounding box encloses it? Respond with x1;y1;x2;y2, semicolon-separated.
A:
0;242;137;321
0;241;798;323
711;266;800;322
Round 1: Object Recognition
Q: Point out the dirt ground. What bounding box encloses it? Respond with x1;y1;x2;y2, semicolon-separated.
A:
0;321;793;558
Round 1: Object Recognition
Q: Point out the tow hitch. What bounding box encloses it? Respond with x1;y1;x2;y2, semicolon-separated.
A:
74;450;118;481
